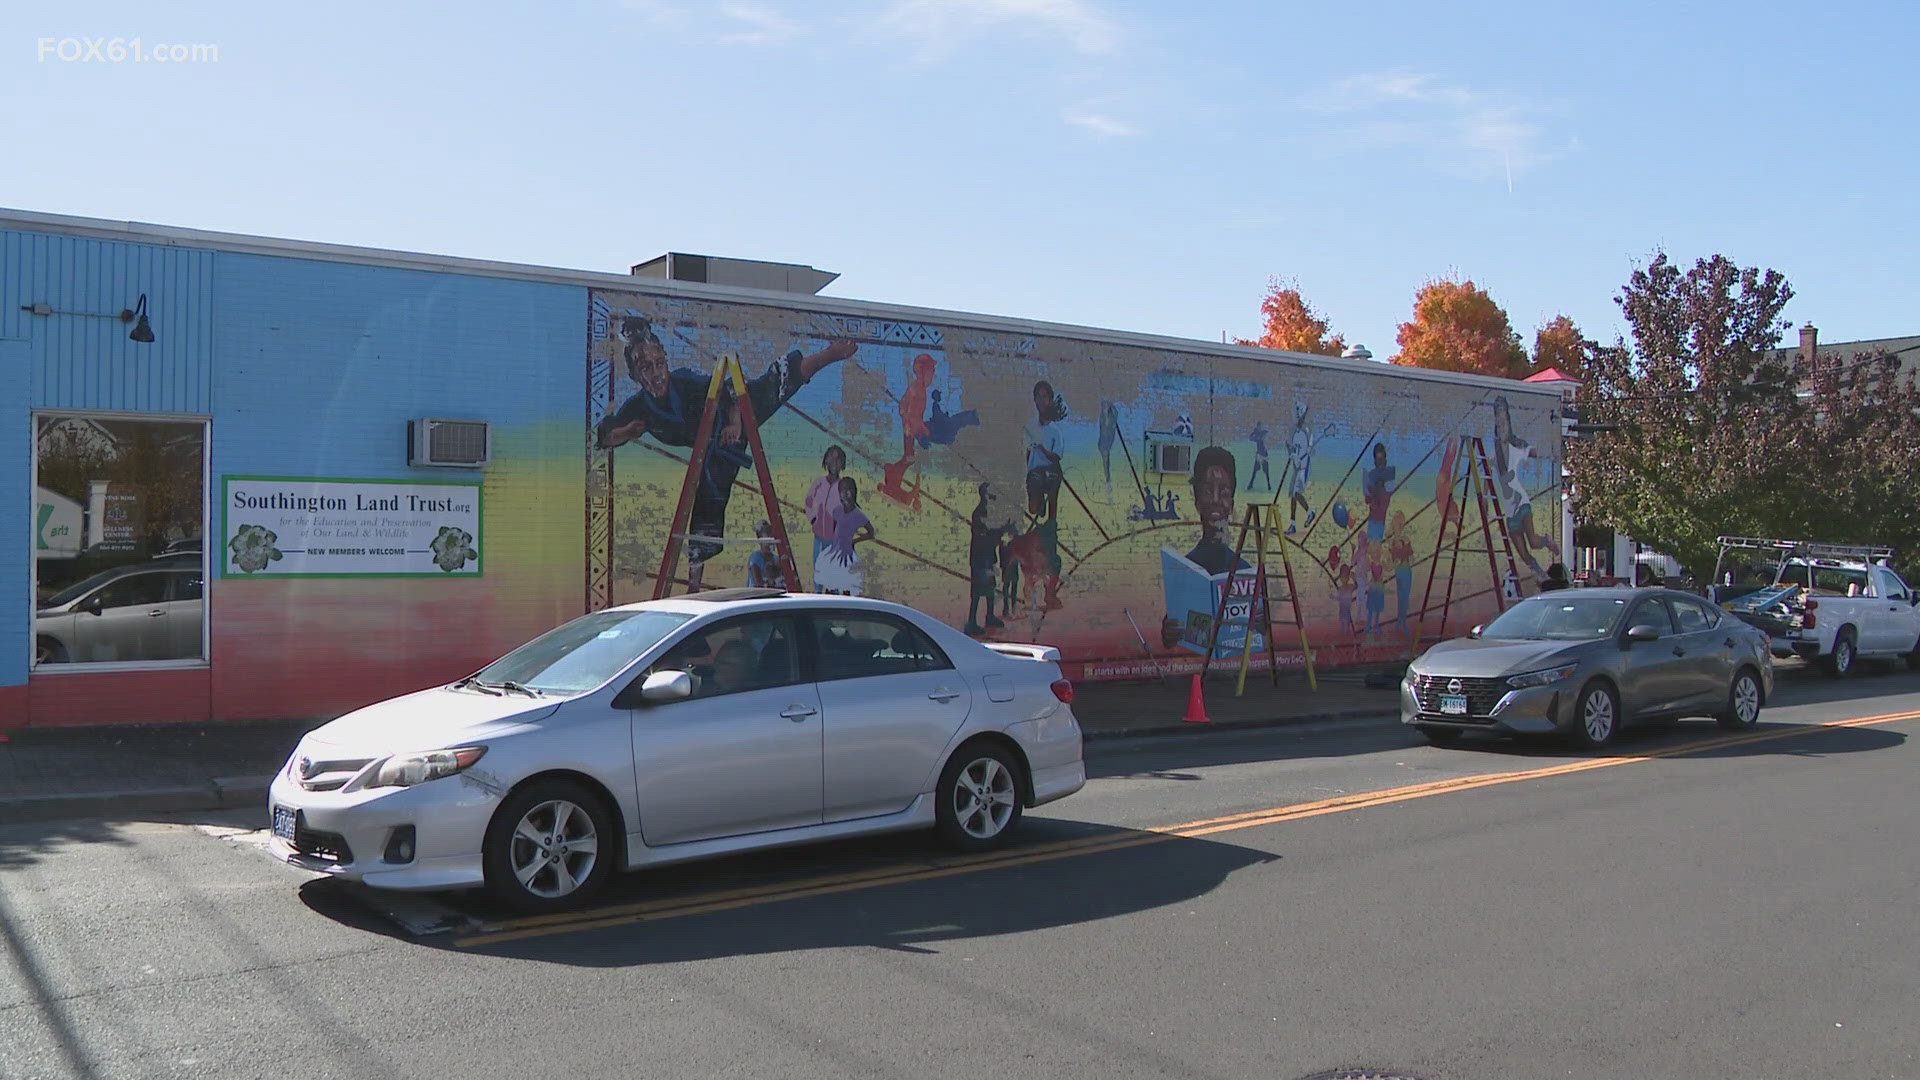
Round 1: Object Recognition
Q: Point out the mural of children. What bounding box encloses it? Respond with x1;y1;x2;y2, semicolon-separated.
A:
1363;533;1387;636
1330;544;1358;639
922;388;980;446
804;445;846;577
1247;421;1272;491
1025;381;1066;522
1097;401;1119;503
1491;396;1556;577
880;354;936;507
1362;442;1395;544
965;483;1010;635
746;520;779;588
1388;509;1415;634
1286;401;1333;535
814;477;875;595
594;314;858;591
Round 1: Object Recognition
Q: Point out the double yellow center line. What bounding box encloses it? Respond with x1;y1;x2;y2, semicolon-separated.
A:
454;709;1920;947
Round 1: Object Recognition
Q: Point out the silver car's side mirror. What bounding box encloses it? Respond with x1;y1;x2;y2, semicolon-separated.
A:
1625;624;1662;643
638;669;694;704
1468;624;1484;639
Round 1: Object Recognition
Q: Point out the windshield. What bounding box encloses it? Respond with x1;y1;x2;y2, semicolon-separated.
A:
1479;596;1628;641
40;566;122;609
470;610;691;695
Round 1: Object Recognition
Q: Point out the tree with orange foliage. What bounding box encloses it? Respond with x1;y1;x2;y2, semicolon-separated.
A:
1238;279;1346;357
1529;315;1587;378
1391;279;1527;379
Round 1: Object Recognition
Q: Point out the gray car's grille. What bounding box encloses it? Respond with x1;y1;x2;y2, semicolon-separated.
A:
1412;674;1507;719
290;820;354;865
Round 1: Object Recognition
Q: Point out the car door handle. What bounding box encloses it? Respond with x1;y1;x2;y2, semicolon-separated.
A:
1672;647;1686;657
780;705;817;722
928;688;961;703
148;610;166;618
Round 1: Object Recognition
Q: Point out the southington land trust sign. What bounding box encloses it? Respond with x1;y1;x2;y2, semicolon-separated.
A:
221;476;482;578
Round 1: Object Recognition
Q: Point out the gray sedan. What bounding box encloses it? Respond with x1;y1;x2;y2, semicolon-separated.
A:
1402;587;1775;748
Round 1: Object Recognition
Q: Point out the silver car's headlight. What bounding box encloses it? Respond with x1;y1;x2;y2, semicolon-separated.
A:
370;747;487;788
1506;664;1578;690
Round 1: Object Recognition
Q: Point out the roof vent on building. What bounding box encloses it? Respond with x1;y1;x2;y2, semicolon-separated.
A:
409;419;491;468
630;252;839;295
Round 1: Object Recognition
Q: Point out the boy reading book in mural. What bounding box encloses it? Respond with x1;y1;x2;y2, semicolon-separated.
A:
1160;446;1253;649
964;483;1011;635
1490;396;1555;579
814;477;875;595
594;315;858;592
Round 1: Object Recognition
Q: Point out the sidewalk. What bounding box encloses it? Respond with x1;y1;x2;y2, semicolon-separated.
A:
0;673;1400;823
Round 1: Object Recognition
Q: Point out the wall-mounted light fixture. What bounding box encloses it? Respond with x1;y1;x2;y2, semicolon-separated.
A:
18;294;156;343
127;294;154;343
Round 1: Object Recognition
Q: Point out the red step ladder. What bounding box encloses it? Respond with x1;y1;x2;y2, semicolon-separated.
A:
651;353;802;597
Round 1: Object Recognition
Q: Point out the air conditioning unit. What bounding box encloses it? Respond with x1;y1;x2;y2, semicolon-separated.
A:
409;419;491;468
1150;441;1193;475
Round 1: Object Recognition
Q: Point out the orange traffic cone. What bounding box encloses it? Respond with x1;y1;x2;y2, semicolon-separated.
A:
1183;673;1210;724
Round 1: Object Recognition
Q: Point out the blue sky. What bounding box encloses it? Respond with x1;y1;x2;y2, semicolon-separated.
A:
8;0;1916;355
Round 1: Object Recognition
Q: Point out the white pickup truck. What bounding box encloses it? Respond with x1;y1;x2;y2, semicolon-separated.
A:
1714;538;1920;676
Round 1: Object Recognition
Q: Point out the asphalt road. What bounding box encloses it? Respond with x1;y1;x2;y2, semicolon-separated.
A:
3;664;1917;1080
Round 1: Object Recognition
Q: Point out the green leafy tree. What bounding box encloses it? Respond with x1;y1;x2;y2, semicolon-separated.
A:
1568;252;1920;579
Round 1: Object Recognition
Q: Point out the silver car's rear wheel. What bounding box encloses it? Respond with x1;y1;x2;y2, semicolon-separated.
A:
935;744;1024;851
1718;669;1763;730
484;780;615;912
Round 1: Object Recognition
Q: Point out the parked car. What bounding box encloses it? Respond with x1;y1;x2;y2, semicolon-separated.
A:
268;588;1086;911
1402;587;1774;749
1712;538;1920;677
34;553;205;664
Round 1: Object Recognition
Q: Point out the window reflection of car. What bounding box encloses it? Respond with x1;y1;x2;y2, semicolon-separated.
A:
1401;587;1775;749
34;554;204;664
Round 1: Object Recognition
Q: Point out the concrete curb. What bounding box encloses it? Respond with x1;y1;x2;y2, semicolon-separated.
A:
0;777;273;824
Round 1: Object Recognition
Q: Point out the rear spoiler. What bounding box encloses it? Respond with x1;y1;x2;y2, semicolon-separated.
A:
981;642;1062;663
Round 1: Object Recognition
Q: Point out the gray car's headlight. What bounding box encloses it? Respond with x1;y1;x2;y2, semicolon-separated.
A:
370;747;487;788
1506;664;1578;690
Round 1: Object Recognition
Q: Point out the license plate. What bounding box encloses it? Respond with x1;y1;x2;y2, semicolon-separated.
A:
1439;694;1470;716
272;806;297;842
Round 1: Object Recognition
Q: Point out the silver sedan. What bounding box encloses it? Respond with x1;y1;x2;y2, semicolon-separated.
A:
268;589;1086;912
1402;587;1774;749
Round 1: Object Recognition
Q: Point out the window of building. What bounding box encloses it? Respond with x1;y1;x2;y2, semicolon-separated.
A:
33;415;207;666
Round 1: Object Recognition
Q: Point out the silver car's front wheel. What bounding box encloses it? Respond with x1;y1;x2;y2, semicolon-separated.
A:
510;799;600;899
1571;681;1619;749
935;744;1024;851
484;780;615;912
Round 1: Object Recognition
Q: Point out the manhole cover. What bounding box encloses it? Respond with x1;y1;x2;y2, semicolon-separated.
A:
1299;1071;1432;1080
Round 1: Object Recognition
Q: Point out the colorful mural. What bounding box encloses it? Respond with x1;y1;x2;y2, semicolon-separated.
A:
585;288;1562;681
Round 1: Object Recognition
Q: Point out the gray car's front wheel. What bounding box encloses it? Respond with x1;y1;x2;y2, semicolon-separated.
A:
934;744;1024;852
1569;681;1620;750
1717;668;1764;730
483;779;615;913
